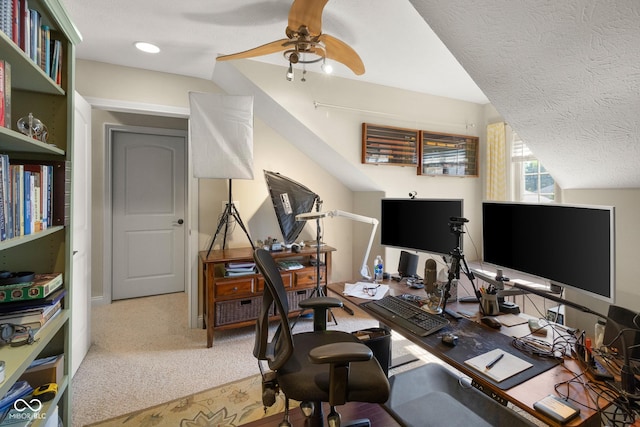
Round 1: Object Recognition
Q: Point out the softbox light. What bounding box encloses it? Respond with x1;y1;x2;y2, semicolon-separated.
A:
264;171;318;244
189;92;254;179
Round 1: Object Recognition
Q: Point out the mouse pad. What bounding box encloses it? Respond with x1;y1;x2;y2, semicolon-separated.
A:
363;306;560;390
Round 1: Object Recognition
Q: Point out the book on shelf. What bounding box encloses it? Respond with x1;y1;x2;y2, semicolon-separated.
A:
0;158;70;240
225;262;256;276
0;287;65;314
0;0;13;41
0;300;60;329
226;261;255;269
0;0;64;85
0;381;32;414
224;269;256;277
0;272;63;303
0;59;9;129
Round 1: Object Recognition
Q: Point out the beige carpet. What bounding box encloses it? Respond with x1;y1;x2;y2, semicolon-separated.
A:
84;374;293;427
72;292;420;427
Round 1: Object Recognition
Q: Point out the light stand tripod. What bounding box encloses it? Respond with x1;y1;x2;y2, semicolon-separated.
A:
441;217;482;316
309;198;339;323
206;179;254;257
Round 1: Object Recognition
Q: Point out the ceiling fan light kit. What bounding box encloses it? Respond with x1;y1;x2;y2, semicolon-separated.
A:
216;0;364;82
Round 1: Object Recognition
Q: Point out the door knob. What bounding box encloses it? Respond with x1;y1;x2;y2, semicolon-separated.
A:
173;219;184;226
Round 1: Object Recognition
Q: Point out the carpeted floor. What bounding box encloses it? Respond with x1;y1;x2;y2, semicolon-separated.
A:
72;292;427;427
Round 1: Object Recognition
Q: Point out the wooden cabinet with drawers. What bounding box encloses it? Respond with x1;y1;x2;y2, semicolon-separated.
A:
199;246;335;347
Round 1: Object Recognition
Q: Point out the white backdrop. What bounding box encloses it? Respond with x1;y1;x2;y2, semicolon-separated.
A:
189;92;254;179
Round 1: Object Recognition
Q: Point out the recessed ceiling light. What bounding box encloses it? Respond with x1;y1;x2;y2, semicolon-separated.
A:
134;42;160;54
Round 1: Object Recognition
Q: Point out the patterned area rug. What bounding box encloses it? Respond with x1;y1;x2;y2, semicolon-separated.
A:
85;375;295;427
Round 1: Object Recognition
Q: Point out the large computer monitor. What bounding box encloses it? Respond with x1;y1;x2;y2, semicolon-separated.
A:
482;201;615;302
381;198;463;256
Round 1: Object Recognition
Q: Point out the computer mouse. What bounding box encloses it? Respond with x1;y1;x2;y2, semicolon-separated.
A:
442;333;458;346
481;316;502;329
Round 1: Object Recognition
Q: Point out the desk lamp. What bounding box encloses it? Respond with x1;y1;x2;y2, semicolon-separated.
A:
296;209;379;281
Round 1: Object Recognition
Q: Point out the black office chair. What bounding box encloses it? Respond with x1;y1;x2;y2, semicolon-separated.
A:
253;248;390;427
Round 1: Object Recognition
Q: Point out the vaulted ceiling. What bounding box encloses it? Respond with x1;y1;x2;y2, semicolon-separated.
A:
62;0;640;189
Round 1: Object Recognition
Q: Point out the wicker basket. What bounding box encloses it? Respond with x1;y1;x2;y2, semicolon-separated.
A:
287;289;313;311
215;296;263;326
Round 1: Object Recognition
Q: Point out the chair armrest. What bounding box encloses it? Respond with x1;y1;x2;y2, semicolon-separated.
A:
298;296;343;310
308;342;373;364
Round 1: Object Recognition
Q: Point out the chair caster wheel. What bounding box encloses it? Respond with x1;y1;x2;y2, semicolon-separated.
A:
328;409;341;427
301;401;315;417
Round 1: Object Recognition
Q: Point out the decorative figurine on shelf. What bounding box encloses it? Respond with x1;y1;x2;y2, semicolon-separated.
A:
17;113;50;144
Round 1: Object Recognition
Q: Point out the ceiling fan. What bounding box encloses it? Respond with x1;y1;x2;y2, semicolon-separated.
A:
216;0;365;76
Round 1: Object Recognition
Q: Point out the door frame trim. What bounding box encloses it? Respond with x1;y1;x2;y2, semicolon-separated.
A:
104;124;192;315
88;96;200;329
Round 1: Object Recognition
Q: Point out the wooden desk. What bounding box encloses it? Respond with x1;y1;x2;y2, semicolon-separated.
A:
328;280;604;427
200;246;335;347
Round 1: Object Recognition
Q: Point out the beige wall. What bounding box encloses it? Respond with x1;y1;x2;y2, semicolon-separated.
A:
77;59;488;303
75;59;640;338
231;60;486;277
76;60;355;299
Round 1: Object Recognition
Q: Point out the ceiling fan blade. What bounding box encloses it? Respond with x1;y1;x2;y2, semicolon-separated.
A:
288;0;328;35
216;38;290;61
319;34;365;75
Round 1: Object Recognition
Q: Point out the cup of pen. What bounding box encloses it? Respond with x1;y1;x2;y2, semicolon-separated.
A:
480;292;500;315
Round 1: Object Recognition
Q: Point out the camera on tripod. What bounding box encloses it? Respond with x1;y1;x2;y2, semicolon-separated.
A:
448;216;468;234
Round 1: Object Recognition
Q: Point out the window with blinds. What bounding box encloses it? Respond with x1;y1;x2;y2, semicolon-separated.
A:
512;135;555;202
419;131;478;177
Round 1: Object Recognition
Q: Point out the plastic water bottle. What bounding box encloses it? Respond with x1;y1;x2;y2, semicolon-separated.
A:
374;255;384;281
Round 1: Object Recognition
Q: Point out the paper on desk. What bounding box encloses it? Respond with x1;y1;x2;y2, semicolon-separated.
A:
464;348;533;383
343;282;389;300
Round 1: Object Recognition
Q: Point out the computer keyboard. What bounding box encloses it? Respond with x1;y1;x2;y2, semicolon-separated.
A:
364;295;449;337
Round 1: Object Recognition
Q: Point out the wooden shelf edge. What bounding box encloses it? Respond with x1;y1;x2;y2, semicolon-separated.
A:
0;227;65;251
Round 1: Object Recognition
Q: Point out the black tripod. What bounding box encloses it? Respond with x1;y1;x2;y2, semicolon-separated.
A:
206;179;254;257
308;198;339;324
441;217;482;315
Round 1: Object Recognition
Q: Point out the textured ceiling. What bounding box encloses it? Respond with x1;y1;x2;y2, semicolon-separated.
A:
60;0;487;104
410;0;640;189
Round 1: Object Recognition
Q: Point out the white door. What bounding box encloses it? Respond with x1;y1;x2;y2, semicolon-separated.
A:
72;92;92;376
112;128;186;300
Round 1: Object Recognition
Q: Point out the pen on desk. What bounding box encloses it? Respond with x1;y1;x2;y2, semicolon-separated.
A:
485;353;504;370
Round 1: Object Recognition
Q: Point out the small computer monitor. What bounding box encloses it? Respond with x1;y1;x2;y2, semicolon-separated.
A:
381;198;463;256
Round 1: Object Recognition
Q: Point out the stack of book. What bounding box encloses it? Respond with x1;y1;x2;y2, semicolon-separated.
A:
0;155;69;241
0;273;64;341
0;0;64;84
224;262;256;277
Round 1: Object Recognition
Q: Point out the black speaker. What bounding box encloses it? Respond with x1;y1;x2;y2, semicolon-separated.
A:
398;251;419;278
604;305;640;359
